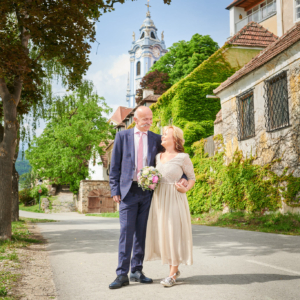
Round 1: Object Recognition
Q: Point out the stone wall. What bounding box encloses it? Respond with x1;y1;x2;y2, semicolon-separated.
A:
77;180;117;214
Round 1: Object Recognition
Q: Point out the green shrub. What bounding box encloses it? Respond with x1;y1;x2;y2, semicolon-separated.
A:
29;184;49;200
19;189;34;206
187;139;300;214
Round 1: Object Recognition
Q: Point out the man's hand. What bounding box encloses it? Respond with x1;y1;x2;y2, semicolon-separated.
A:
178;178;188;187
113;195;121;203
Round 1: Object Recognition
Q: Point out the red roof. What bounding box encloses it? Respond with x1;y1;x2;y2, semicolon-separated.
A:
226;0;256;10
227;22;278;48
110;106;132;125
214;22;300;94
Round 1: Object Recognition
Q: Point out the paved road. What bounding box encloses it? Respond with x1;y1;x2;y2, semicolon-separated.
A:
20;211;300;300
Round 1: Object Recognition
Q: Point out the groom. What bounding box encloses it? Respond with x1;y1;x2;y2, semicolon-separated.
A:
109;106;187;289
109;106;161;289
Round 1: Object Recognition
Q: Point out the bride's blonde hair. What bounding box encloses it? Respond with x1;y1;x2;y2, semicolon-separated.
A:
162;125;185;153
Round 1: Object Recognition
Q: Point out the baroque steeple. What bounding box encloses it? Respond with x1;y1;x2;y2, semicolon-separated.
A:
126;0;167;108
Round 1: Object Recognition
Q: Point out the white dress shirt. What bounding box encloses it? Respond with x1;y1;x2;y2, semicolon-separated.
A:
133;126;148;181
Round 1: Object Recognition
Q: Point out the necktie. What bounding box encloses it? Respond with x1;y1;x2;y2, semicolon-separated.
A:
137;131;145;175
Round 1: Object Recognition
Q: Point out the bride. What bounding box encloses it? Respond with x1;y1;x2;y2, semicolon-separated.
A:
145;125;195;287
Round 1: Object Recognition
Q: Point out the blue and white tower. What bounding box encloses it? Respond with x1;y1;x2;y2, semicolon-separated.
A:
126;0;167;108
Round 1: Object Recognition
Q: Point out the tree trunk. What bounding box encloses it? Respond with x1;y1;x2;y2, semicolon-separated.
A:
11;145;20;222
0;80;20;240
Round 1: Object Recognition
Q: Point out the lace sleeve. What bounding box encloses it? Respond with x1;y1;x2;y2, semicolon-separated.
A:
182;154;196;181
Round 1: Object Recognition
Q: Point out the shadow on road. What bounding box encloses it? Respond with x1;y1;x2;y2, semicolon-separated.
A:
192;226;300;257
179;274;300;285
35;218;300;258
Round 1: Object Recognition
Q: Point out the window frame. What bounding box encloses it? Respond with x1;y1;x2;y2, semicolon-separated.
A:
295;0;300;22
264;71;290;132
236;89;255;141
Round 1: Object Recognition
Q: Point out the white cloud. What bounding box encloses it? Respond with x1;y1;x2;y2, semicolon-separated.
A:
85;53;130;112
109;54;130;79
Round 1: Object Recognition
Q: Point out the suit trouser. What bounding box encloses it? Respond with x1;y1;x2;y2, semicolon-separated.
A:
116;183;152;276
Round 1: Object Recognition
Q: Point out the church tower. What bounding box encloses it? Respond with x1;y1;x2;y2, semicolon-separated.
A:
126;1;167;108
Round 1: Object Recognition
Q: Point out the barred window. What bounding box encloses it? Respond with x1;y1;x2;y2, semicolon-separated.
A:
264;71;289;132
236;90;255;141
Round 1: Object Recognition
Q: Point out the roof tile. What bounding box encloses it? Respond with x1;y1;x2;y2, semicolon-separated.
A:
214;22;300;94
227;21;278;48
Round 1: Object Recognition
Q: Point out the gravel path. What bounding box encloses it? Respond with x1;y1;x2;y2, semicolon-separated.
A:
20;211;300;300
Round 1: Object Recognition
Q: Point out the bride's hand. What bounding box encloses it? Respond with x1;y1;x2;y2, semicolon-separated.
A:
175;182;188;193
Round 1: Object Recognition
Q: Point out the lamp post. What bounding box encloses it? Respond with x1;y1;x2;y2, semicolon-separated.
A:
38;180;42;210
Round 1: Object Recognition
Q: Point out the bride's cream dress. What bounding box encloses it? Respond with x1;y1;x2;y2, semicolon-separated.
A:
145;152;195;266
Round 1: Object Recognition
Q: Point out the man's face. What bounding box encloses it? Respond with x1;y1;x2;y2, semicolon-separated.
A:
134;109;153;132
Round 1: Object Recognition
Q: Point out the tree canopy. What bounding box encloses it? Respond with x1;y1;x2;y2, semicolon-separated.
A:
150;34;219;85
136;70;171;102
26;81;114;193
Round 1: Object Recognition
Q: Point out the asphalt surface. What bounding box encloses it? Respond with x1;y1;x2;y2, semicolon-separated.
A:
20;211;300;300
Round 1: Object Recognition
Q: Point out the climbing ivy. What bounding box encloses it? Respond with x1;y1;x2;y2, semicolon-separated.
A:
187;138;300;214
150;44;237;153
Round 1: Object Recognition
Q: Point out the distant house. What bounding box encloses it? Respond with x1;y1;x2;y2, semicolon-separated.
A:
227;0;297;37
87;106;132;181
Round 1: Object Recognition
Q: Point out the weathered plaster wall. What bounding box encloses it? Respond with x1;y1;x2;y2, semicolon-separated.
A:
224;47;263;70
260;14;278;35
283;0;295;34
215;41;300;211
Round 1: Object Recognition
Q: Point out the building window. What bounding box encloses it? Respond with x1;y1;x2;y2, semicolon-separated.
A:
236;90;255;141
140;32;145;39
264;71;289;132
296;0;300;21
137;61;141;76
153;61;156;65
151;32;156;39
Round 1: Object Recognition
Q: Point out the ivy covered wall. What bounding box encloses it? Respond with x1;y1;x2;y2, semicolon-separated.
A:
187;137;300;214
150;44;261;153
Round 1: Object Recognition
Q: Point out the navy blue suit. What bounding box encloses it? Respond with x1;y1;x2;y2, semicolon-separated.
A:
109;128;163;275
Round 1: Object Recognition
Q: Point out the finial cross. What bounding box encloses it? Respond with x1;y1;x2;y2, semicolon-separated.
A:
146;0;151;10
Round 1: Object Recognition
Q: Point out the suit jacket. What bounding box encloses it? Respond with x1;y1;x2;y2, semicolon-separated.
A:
109;128;163;200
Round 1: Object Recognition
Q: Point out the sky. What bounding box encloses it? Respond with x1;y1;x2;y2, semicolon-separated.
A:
31;0;230;141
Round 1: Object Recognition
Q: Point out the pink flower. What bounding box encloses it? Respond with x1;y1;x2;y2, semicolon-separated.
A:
149;184;156;190
152;175;159;184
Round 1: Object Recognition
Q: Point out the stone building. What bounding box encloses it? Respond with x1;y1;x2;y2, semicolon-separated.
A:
213;23;300;213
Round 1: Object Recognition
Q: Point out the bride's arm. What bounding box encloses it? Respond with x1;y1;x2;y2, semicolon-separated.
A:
175;154;196;193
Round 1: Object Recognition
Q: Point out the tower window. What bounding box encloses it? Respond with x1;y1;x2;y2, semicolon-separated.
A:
137;61;141;76
151;32;156;39
140;32;145;39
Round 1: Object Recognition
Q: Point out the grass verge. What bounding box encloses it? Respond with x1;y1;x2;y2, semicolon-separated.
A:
19;196;57;213
19;203;44;213
85;212;120;218
0;217;55;298
20;217;57;223
191;211;300;235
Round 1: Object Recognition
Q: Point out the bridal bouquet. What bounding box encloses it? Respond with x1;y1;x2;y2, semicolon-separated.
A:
137;166;162;191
